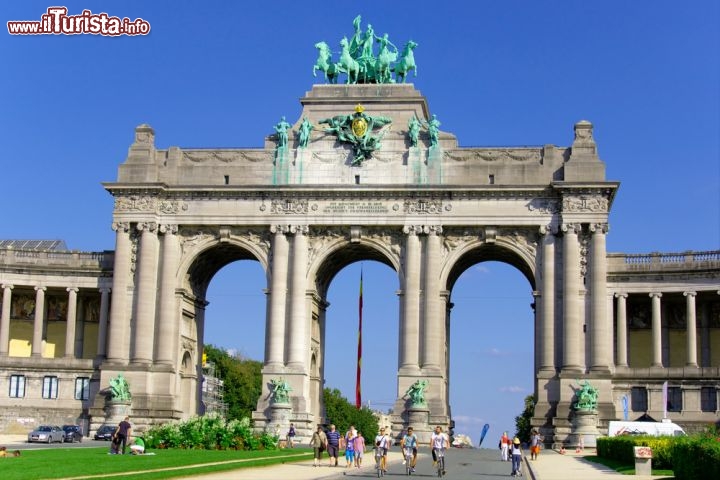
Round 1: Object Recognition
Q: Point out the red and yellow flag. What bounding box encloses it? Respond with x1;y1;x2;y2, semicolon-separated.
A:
355;267;363;408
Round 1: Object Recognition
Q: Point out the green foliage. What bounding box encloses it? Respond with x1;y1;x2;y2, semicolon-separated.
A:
671;426;720;480
598;424;720;478
203;344;262;420
144;415;278;451
514;394;535;443
323;388;378;440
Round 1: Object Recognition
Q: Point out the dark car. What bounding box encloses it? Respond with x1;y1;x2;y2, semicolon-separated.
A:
62;424;83;443
94;424;116;441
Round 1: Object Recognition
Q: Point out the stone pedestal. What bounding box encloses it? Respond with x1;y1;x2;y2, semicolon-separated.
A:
105;400;132;425
566;409;600;448
266;402;292;438
407;406;431;443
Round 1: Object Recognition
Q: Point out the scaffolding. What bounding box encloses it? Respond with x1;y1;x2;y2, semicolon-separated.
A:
201;361;228;418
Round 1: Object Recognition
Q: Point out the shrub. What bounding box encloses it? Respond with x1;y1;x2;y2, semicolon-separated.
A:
144;415;278;451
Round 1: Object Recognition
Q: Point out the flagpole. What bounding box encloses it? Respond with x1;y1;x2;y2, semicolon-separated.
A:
356;265;363;409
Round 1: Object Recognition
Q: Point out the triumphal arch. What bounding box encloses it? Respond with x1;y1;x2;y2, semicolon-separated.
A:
0;19;718;442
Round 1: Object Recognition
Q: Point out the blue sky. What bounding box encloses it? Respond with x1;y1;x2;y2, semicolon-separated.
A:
2;1;718;441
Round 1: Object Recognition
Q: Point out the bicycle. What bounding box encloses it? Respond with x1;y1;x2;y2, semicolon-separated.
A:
375;446;385;477
403;446;415;475
434;447;446;477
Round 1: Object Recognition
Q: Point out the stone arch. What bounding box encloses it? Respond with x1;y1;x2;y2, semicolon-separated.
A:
441;235;537;293
308;234;401;299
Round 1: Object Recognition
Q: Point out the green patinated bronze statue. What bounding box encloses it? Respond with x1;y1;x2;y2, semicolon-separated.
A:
298;117;314;148
573;379;599;411
404;379;429;407
422;114;441;148
408;115;421;147
313;15;418;84
273;116;291;149
109;374;131;402
270;378;292;404
319;104;392;165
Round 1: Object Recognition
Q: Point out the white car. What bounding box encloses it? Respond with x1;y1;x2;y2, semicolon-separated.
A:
28;425;65;443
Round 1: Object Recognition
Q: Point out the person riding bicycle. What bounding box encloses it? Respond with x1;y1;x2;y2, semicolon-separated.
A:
374;427;391;472
430;425;449;475
401;426;418;472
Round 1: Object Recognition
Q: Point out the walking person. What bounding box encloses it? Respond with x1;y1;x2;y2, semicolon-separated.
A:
499;431;510;461
354;430;365;468
286;423;296;448
344;426;356;468
510;437;523;476
374;426;391;473
326;424;341;467
530;429;542;460
310;425;327;467
113;416;132;455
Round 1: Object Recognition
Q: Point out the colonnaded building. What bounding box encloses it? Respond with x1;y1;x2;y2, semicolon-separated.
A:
1;24;719;443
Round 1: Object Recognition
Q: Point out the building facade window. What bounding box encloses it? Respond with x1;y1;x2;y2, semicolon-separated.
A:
630;386;648;412
667;386;683;412
701;387;718;412
42;376;59;399
9;374;26;398
75;377;90;400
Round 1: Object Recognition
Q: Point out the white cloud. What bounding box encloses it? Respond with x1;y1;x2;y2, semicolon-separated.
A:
486;347;510;357
474;265;491;274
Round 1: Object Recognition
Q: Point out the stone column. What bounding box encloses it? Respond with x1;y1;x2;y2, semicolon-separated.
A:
107;222;132;362
0;284;13;356
538;226;555;372
615;293;628;367
400;225;421;371
265;226;289;368
156;224;180;365
422;225;442;370
64;287;79;358
96;287;110;358
562;223;582;372
132;221;159;364
590;223;610;373
684;291;698;367
32;286;46;357
650;292;663;367
700;302;711;367
287;225;309;369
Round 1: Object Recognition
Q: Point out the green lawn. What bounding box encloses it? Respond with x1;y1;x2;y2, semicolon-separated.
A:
584;455;674;478
4;447;313;480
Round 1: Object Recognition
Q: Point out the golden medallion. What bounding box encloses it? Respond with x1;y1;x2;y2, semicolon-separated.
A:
352;117;368;137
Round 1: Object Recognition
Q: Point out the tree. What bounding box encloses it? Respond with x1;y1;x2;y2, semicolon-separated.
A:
514;394;536;443
203;344;262;420
323;388;378;440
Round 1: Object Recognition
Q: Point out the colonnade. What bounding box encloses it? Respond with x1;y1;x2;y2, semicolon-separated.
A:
0;283;111;359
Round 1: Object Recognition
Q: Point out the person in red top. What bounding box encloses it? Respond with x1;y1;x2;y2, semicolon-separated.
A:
499;431;511;461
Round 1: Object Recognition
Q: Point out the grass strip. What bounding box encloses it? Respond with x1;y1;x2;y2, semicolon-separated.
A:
584;455;674;477
3;447;313;480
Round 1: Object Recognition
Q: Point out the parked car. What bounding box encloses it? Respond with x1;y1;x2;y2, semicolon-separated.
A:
94;424;116;441
62;424;83;443
28;425;65;443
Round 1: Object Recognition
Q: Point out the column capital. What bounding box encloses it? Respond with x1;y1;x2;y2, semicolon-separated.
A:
270;224;290;234
288;224;309;235
649;292;663;299
539;224;557;235
34;285;47;293
683;291;697;298
1;284;13;290
589;223;609;234
561;223;581;234
402;225;424;235
614;292;628;299
423;225;443;235
111;221;130;233
99;287;111;294
159;223;178;235
66;287;79;294
136;221;158;232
